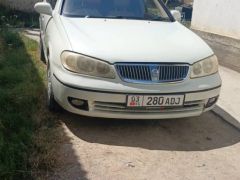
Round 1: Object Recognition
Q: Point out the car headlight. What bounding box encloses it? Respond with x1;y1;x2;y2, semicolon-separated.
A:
61;51;115;79
191;55;219;78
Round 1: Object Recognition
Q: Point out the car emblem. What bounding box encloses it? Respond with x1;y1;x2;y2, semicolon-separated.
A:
150;65;160;82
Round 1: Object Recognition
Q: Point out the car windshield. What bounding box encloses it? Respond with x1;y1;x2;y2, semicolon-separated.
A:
62;0;171;21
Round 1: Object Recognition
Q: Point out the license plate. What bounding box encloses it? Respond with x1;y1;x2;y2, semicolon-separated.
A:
127;95;184;107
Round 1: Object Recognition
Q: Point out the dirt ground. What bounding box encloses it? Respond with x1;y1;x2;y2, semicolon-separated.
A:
47;111;240;180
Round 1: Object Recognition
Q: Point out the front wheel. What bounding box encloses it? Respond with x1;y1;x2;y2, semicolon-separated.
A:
47;64;61;112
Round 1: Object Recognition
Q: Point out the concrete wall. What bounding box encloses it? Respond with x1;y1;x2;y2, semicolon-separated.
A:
0;0;40;12
191;0;240;40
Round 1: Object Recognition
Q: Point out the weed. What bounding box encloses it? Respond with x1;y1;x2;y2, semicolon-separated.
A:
0;29;60;179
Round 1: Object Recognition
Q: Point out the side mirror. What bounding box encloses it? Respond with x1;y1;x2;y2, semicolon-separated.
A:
34;2;53;16
171;10;181;22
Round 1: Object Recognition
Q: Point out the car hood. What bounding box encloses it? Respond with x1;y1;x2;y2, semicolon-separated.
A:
60;17;213;64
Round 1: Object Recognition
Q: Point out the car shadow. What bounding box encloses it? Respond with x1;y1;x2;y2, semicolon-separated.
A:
61;109;240;151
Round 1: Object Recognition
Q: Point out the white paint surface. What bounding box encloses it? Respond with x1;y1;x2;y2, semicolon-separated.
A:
60;18;213;63
191;0;240;39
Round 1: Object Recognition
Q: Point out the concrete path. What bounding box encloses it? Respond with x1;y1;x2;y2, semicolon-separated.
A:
50;111;240;180
23;29;40;42
215;66;240;129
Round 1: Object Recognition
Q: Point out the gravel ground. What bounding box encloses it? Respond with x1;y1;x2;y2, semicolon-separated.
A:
48;111;240;180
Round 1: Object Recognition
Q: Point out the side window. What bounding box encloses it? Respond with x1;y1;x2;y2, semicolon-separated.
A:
47;0;57;9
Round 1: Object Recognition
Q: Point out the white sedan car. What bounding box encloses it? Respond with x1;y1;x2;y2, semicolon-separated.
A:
35;0;221;119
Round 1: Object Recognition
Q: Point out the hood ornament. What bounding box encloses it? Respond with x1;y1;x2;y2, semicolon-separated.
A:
150;65;160;82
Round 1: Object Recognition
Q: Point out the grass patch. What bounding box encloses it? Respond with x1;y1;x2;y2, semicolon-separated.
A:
0;29;61;179
0;5;39;28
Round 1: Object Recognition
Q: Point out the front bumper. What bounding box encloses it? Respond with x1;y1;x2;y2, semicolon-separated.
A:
52;72;221;119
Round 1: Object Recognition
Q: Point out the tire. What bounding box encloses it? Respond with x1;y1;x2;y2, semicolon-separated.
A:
39;35;46;63
47;64;61;112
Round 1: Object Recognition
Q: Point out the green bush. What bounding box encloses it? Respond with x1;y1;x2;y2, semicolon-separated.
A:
0;5;39;28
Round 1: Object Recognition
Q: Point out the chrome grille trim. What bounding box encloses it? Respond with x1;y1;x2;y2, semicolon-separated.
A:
93;101;204;114
94;106;203;113
115;63;189;83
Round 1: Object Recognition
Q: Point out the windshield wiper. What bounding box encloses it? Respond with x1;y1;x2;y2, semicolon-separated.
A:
84;15;128;19
84;15;99;18
105;16;148;20
105;15;170;21
83;15;166;21
148;16;170;22
105;16;130;19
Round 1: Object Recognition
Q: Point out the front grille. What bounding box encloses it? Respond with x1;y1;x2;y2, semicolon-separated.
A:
92;100;204;114
115;63;189;83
